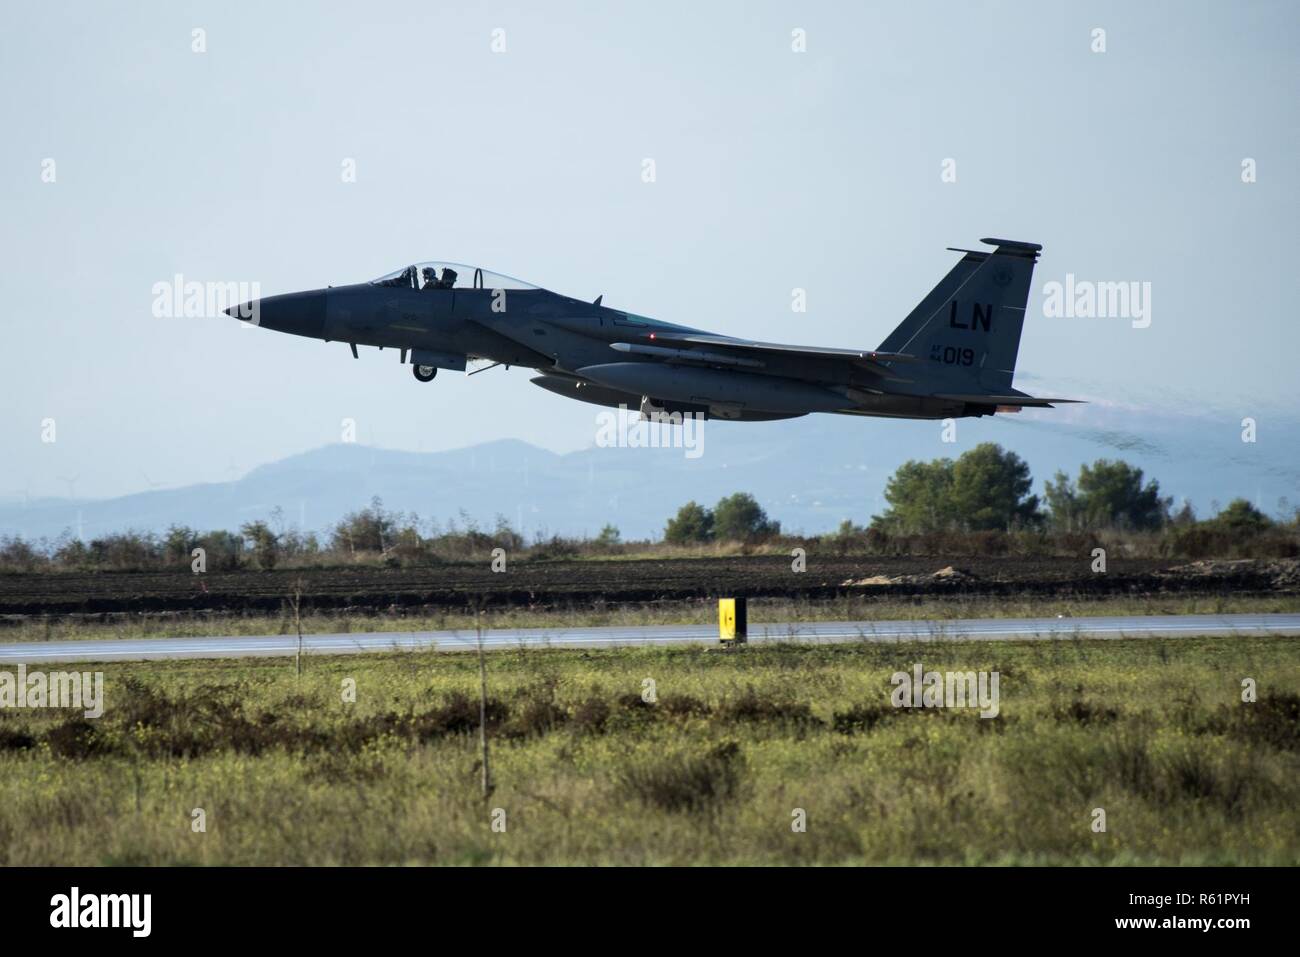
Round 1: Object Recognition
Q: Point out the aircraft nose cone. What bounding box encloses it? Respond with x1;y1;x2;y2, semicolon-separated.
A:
232;290;327;337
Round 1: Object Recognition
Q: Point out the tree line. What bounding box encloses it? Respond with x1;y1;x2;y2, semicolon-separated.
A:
0;445;1294;572
659;444;1295;557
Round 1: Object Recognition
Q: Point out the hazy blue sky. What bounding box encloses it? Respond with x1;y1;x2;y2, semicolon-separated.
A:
2;0;1296;501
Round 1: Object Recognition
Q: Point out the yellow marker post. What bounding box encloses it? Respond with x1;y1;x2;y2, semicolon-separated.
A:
718;597;748;645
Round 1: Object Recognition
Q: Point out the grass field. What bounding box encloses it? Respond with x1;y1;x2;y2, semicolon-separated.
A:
4;592;1299;643
1;635;1297;865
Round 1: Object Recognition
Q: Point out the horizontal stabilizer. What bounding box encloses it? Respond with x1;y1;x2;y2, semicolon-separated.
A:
934;393;1085;408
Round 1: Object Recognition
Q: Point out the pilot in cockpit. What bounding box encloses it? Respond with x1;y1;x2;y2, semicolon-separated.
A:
421;267;439;290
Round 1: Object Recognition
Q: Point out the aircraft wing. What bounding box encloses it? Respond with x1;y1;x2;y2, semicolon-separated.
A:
624;331;917;381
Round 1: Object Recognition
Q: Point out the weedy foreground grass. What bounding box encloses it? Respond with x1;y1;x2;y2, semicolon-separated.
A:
0;636;1296;865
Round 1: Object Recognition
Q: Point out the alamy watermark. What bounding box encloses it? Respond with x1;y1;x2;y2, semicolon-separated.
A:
890;663;1000;718
50;887;150;937
1;664;104;718
151;274;260;321
1041;274;1151;328
595;405;705;459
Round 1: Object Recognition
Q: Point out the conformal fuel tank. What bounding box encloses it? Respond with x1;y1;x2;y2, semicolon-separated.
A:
574;362;849;415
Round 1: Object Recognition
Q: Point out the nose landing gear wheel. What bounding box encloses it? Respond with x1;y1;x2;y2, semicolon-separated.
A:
413;365;437;382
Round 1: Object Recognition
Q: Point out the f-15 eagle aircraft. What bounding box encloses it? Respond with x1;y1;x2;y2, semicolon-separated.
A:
228;238;1077;421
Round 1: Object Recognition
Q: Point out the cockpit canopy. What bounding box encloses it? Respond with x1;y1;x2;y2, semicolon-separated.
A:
370;262;540;291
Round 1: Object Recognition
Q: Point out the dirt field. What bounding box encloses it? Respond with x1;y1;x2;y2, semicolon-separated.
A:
1;556;1295;620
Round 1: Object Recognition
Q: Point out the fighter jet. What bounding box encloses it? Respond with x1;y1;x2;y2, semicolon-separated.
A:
228;238;1077;421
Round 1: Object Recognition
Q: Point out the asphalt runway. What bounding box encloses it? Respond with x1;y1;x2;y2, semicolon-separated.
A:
0;613;1297;664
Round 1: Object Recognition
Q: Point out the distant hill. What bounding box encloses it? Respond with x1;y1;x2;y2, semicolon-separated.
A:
2;397;1296;543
